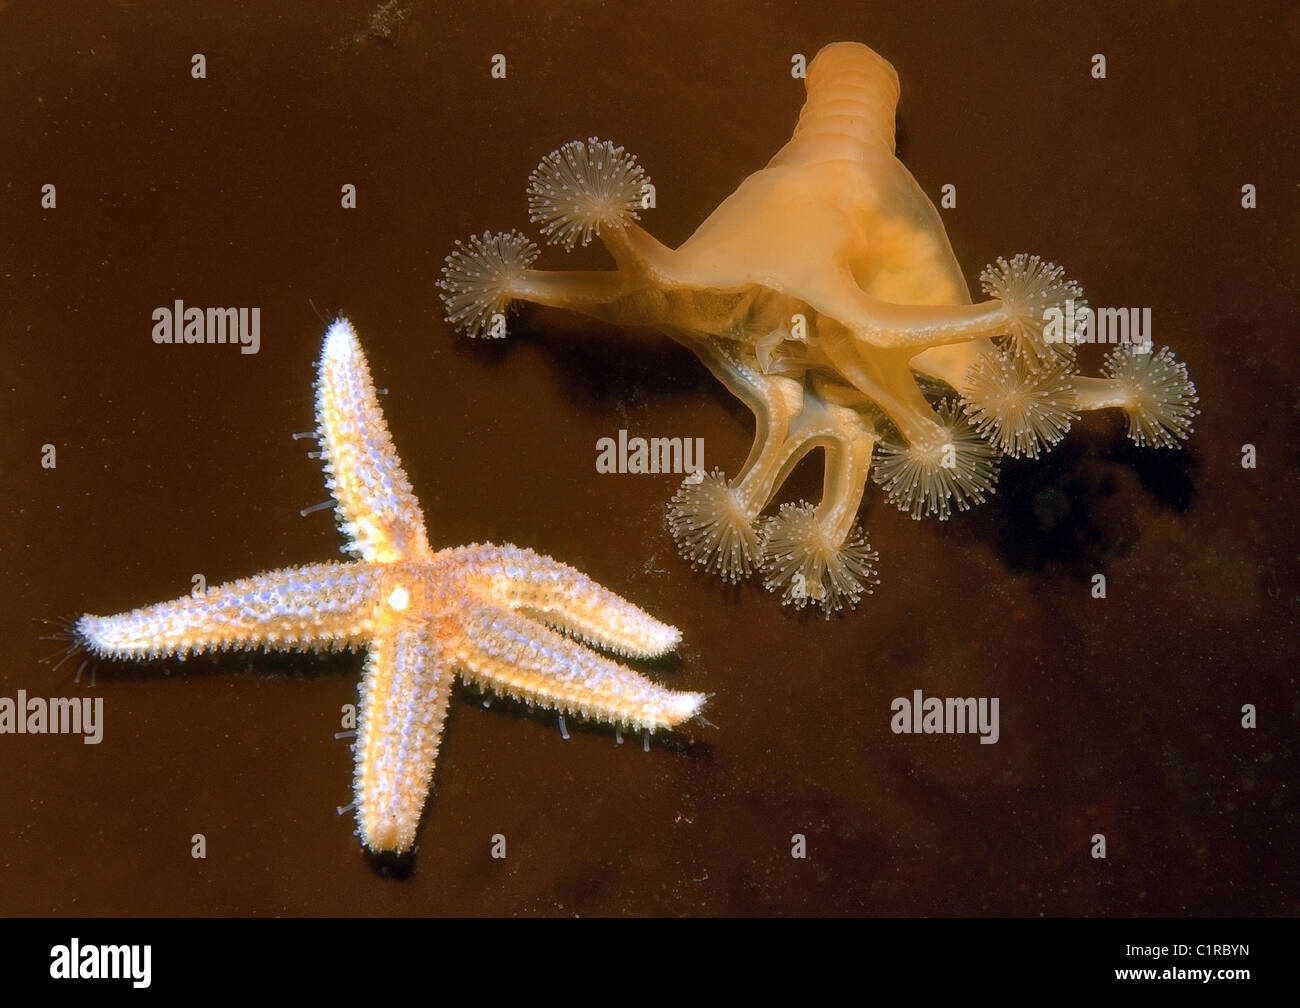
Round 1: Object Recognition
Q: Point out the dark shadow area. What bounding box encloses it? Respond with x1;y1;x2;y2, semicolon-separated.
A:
1103;435;1201;514
525;315;712;405
364;848;417;881
966;428;1201;576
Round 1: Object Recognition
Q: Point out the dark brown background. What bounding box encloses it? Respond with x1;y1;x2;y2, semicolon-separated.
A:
2;1;1295;916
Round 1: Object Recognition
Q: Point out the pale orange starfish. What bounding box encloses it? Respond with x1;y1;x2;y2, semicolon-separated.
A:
77;319;705;854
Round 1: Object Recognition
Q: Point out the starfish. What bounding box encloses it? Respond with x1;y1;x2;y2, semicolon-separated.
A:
76;319;706;854
440;41;1198;614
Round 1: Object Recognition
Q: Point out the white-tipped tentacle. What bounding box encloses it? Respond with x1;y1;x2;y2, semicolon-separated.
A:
667;468;763;583
759;502;878;615
527;138;651;252
979;253;1085;368
872;400;1000;520
438;230;539;338
962;350;1078;459
1103;343;1199;448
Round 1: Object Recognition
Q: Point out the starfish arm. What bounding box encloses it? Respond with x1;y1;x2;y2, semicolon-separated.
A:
453;606;704;732
353;613;453;853
76;563;382;659
465;544;681;659
317;319;430;562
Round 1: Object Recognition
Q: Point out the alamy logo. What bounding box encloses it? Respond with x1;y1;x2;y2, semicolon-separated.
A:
0;691;103;744
596;429;703;474
151;301;260;355
890;689;999;744
50;939;151;988
1043;298;1151;352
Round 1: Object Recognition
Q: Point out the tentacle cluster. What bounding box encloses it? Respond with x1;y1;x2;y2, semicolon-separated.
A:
438;230;539;339
667;473;879;616
872;400;1000;520
979;253;1084;368
965;256;1197;455
527;137;650;251
759;503;878;614
667;469;763;584
1103;343;1200;448
962;350;1078;459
